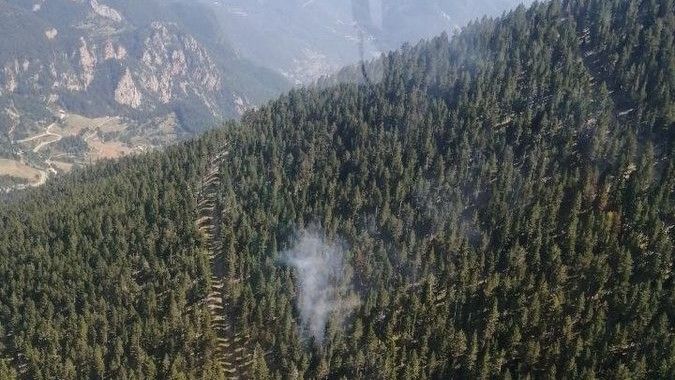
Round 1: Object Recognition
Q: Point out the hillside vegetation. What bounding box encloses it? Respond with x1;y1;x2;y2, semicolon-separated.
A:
0;0;673;378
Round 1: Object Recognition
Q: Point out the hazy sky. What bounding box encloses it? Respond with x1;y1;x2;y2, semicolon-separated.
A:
194;0;531;82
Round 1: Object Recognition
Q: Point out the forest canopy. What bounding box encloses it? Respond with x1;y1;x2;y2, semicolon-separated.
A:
0;0;673;378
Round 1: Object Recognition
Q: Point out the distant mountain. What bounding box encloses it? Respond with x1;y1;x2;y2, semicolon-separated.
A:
377;0;528;45
0;0;289;120
197;0;530;84
0;0;290;190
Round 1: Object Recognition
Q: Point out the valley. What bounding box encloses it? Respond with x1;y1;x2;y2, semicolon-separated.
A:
198;0;533;84
0;0;291;188
0;110;176;192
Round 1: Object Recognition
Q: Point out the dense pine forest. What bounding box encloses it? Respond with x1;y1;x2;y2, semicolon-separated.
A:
0;0;673;378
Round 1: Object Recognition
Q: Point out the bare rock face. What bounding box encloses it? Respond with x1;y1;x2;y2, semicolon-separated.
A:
1;19;228;115
90;0;122;23
4;70;17;93
115;68;142;108
45;28;58;40
136;22;223;107
1;59;24;93
117;45;127;60
78;38;97;89
103;40;127;60
234;95;251;116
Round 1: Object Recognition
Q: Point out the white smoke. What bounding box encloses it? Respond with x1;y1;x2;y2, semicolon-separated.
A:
283;228;358;345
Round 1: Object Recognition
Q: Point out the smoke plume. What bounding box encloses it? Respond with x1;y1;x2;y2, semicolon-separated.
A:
283;228;358;345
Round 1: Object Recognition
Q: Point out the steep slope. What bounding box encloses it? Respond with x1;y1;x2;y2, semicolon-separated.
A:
196;149;254;377
0;0;673;378
0;0;289;190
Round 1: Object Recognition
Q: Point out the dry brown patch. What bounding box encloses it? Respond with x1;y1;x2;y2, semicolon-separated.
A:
88;137;133;160
57;114;127;136
0;159;42;181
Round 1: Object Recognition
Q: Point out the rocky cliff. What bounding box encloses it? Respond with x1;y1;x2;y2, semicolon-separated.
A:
0;0;289;137
0;0;290;189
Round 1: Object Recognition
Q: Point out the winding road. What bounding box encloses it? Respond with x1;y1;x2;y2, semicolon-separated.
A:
7;122;65;190
17;123;63;153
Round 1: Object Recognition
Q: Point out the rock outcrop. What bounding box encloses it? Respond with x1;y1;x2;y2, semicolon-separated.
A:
0;0;289;168
114;68;142;108
78;38;97;89
45;28;58;40
90;0;122;23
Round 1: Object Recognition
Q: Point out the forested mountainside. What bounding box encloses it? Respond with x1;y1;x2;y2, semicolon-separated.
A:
0;0;673;379
0;0;289;190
